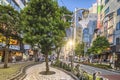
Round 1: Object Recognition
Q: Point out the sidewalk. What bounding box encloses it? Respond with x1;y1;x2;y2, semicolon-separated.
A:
23;62;74;80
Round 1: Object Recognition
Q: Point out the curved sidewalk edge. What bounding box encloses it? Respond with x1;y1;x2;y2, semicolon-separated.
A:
51;66;79;80
8;62;42;80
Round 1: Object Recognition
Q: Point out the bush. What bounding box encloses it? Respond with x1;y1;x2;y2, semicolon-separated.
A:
52;60;60;67
82;62;112;69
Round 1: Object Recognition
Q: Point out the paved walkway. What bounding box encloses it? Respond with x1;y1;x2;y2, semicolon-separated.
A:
23;63;74;80
79;64;120;80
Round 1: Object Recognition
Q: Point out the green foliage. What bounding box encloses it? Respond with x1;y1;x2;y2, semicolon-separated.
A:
21;0;68;53
52;61;71;71
55;6;72;60
60;6;72;23
89;36;110;55
75;42;84;56
0;5;21;68
0;5;20;38
21;0;71;72
82;63;112;69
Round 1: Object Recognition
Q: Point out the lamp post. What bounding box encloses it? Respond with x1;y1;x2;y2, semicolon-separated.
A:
63;8;89;67
68;40;74;72
73;8;89;62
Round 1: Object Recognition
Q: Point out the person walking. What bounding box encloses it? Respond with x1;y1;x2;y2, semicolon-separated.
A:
12;55;16;63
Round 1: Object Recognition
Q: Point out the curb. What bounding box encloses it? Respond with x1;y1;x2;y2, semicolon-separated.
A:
51;66;79;80
8;62;42;80
108;69;120;73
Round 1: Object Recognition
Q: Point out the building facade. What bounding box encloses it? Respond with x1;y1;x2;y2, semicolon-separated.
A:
0;0;27;12
96;0;120;66
79;3;97;46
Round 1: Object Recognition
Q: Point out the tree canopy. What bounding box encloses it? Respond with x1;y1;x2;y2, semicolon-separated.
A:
88;36;110;55
0;5;20;38
75;42;84;57
21;0;70;73
0;5;20;68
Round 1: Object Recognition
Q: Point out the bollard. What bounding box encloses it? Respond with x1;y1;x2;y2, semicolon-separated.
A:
93;71;101;80
93;72;96;80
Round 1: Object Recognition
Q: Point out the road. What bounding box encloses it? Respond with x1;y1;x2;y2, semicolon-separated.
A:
78;63;120;80
80;64;120;75
23;62;74;80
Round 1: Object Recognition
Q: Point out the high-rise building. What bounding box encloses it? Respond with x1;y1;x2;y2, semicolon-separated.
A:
96;0;120;64
0;0;9;5
0;0;27;12
79;3;97;45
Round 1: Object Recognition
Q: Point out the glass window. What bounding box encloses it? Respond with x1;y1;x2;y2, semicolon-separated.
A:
11;0;15;8
104;7;109;15
116;22;120;30
105;0;109;4
7;0;11;3
117;0;120;2
117;8;120;15
116;38;120;44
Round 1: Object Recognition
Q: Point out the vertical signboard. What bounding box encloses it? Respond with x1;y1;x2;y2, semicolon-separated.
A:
97;0;102;29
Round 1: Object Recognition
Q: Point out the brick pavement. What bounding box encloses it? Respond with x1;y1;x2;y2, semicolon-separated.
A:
23;63;74;80
101;75;120;80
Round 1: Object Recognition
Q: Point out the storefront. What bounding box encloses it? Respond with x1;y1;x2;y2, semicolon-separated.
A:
0;45;23;62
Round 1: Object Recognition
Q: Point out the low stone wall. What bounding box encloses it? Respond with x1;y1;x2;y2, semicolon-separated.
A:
51;66;79;80
8;62;42;80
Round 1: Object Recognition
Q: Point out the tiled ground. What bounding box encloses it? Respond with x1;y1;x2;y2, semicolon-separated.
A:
24;63;74;80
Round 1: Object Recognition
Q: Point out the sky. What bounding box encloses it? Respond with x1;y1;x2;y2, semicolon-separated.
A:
57;0;96;11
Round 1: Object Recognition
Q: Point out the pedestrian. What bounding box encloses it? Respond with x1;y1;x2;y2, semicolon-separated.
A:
12;55;16;63
109;57;113;67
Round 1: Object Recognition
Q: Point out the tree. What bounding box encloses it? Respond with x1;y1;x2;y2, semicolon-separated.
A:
55;7;72;61
0;5;20;68
21;0;68;74
75;42;84;61
92;36;110;54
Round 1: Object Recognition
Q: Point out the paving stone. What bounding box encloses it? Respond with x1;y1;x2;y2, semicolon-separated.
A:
23;63;74;80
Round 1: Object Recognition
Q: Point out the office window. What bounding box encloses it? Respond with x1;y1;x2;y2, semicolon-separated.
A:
116;38;120;44
104;7;109;15
7;0;11;3
117;0;120;2
116;22;120;30
11;0;15;8
117;8;120;15
105;0;109;4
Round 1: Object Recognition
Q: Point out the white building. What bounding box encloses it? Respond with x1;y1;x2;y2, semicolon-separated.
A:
97;0;120;62
78;3;97;45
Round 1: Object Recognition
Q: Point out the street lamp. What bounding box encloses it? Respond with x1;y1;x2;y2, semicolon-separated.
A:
62;8;89;68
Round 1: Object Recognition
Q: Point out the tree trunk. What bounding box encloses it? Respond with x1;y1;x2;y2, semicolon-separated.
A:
4;48;9;68
56;47;61;61
34;50;38;62
4;37;9;68
71;55;73;72
79;55;81;62
45;53;49;74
